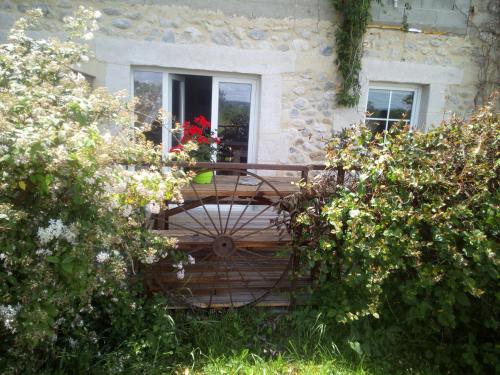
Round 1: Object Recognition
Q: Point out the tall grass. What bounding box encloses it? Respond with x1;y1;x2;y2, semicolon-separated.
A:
74;306;436;374
169;308;432;374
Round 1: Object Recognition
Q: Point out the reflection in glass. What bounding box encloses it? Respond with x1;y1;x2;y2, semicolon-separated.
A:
366;87;416;135
217;82;252;163
367;89;390;118
366;120;386;133
389;90;414;119
171;79;181;147
387;120;409;131
134;71;162;145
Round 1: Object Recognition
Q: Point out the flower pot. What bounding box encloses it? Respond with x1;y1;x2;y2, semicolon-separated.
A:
192;170;214;184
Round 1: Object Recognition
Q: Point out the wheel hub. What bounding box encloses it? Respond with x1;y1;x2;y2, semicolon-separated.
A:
212;235;236;258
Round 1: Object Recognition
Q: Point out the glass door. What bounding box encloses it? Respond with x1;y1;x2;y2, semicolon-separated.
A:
211;77;257;163
165;73;185;152
133;70;163;146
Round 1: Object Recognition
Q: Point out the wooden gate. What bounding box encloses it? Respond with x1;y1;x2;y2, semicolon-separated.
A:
144;163;314;308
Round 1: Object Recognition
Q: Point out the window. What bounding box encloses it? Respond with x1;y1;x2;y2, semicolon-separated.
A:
133;71;163;145
365;85;419;133
132;68;258;162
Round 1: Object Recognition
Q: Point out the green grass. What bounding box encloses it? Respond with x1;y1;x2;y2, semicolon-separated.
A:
64;306;436;374
166;308;433;375
189;353;370;375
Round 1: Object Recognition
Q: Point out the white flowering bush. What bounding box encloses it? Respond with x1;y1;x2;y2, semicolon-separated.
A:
0;8;189;371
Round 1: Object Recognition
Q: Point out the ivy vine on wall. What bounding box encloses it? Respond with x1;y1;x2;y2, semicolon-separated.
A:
331;0;377;107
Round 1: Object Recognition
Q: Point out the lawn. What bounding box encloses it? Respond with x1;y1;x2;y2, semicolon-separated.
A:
124;308;435;375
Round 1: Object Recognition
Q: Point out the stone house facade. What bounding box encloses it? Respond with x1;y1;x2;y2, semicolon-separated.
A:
0;0;497;166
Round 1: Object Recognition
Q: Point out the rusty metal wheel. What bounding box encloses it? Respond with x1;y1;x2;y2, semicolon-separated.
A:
150;168;293;308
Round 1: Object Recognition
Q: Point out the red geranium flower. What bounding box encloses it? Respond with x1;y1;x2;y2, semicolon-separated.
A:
194;115;210;129
211;135;221;144
198;135;209;144
187;125;202;136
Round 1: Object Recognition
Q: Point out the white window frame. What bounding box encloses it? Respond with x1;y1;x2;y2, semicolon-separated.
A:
365;82;421;131
165;73;185;151
131;67;260;162
211;76;258;164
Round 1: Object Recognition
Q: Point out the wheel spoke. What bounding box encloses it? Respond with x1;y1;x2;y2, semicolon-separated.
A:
196;249;215;264
190;250;215;292
211;259;221;308
229;181;264;235
168;222;215;239
223;174;241;234
175;202;218;237
187;246;209;255
234;251;269;282
208;293;213;309
232;221;288;242
230;203;275;236
236;247;282;260
190;180;221;235
223;258;234;307
212;173;224;234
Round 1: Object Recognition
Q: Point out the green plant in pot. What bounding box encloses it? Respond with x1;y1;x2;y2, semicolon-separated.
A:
170;115;221;184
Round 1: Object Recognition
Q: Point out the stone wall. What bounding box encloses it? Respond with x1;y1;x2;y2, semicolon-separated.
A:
0;0;492;166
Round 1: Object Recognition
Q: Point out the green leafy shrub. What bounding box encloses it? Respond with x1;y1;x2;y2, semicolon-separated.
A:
0;8;189;372
289;104;499;373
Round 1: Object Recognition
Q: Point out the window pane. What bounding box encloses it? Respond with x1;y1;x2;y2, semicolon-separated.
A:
389;90;414;120
217;82;252;163
367;89;390;118
366;119;386;133
172;79;181;123
171;79;181;147
134;71;162;145
387;120;409;132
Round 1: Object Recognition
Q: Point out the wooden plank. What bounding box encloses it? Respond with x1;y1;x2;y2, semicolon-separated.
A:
181;175;300;199
153;229;291;246
162;292;313;309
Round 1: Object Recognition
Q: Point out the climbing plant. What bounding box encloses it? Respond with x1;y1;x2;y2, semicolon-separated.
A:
331;0;376;107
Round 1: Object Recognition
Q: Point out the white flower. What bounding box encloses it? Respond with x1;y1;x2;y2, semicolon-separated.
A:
0;253;6;261
96;251;110;263
136;183;148;196
349;209;361;218
176;269;185;280
63;225;78;244
36;248;53;256
187;255;195;265
68;338;78;348
115;180;127;194
122;205;133;218
146;201;160;215
37;219;77;245
0;304;21;333
143;254;157;264
82;32;93;40
156;189;165;201
84;177;95;185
